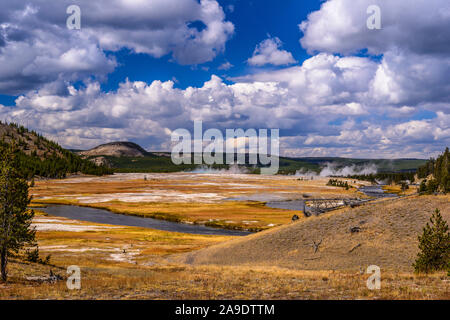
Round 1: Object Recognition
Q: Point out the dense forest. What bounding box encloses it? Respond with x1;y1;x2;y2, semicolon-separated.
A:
0;122;112;179
417;148;449;193
340;172;416;185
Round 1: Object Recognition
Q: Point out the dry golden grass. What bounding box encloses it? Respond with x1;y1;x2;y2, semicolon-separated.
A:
2;261;448;300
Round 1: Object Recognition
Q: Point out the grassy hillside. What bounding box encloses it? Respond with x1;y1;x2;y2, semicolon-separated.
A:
175;195;450;271
0;122;112;178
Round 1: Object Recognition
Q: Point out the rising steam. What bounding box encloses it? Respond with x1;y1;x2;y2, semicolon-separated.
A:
296;163;378;177
190;164;250;174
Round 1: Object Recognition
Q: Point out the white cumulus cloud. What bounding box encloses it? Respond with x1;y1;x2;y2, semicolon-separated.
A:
0;0;234;94
247;37;297;66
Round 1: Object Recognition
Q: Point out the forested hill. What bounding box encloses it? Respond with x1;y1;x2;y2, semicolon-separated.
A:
0;122;112;179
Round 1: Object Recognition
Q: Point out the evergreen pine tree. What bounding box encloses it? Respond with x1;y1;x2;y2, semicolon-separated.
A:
413;209;450;273
0;144;36;282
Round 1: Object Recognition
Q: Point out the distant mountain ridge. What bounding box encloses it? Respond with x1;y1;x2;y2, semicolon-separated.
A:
78;141;148;158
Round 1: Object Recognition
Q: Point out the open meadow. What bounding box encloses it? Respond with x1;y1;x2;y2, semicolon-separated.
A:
30;173;369;231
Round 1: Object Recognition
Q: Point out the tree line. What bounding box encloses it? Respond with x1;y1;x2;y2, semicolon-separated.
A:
417;147;449;193
327;179;350;189
340;172;416;185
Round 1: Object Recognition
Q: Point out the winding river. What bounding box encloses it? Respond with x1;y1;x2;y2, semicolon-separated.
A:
357;185;397;198
39;205;250;236
37;184;397;236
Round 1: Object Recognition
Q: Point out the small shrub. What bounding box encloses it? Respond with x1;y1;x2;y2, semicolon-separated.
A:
43;254;51;265
25;248;40;263
25;247;51;265
419;180;427;193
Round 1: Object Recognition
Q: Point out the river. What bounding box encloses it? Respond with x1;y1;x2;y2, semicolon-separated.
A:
39;205;250;236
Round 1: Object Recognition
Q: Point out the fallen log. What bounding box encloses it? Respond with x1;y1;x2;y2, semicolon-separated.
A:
348;243;361;253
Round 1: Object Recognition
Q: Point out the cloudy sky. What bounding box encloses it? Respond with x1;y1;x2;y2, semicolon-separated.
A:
0;0;449;158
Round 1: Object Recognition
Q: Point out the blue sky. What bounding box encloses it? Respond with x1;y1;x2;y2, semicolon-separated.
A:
0;0;448;158
97;0;321;92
